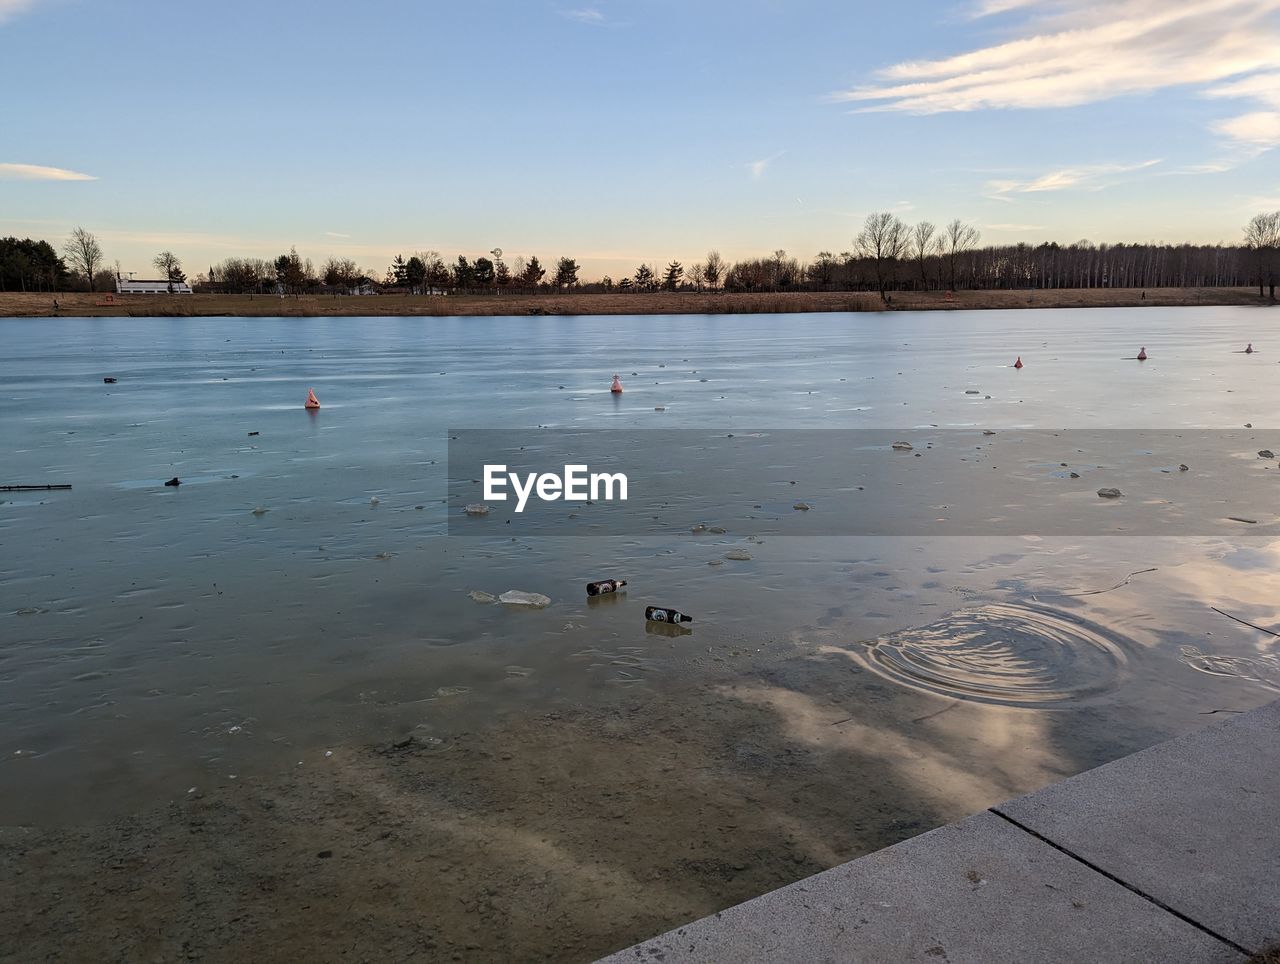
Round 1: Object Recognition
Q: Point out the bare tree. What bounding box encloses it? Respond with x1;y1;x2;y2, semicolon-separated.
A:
943;219;980;291
703;250;724;291
910;221;937;290
856;212;908;303
810;251;837;289
1243;211;1280;300
153;251;184;293
64;227;104;292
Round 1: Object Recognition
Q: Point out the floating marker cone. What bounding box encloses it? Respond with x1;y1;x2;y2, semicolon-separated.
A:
305;388;320;409
1246;343;1254;354
1013;356;1023;369
610;374;623;394
1137;347;1147;361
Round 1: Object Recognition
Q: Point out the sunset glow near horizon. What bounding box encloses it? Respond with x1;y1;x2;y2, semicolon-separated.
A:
2;0;1278;281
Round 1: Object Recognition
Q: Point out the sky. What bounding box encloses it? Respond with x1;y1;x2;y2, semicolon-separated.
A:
2;0;1279;281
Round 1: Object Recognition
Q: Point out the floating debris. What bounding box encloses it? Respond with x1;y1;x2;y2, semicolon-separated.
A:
468;590;497;603
793;502;812;511
464;503;490;516
891;441;913;451
725;549;752;561
434;685;472;698
1097;487;1123;499
164;477;181;487
499;590;551;608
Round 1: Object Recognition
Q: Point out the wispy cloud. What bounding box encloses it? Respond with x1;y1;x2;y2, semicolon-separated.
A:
747;150;786;178
561;7;606;25
966;0;1039;18
832;0;1280;154
985;222;1047;231
0;162;97;181
324;231;351;239
0;0;38;25
984;158;1162;200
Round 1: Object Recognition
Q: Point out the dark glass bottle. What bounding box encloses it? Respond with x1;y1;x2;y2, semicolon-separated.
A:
586;578;627;596
645;605;692;624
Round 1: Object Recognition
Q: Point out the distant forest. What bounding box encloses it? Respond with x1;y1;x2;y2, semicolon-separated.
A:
3;211;1279;302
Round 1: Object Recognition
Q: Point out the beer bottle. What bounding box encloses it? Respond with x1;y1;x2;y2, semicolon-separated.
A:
645;605;693;624
586;578;627;596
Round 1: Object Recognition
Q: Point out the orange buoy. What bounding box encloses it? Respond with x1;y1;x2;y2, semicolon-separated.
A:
305;388;320;409
1137;347;1147;361
1013;356;1023;369
1245;343;1254;354
610;374;623;394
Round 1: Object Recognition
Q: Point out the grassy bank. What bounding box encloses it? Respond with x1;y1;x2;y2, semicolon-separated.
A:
0;287;1271;319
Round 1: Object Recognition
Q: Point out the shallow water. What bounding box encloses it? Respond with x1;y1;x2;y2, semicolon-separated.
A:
2;309;1279;825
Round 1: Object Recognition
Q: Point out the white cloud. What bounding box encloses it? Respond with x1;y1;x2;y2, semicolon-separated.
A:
0;0;37;25
562;8;606;24
324;231;352;239
747;151;786;178
984;159;1162;199
985;222;1047;230
0;162;97;181
832;0;1280;154
1212;111;1280;146
967;0;1039;18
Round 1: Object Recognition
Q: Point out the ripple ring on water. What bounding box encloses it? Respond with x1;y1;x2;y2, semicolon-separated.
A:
859;603;1133;708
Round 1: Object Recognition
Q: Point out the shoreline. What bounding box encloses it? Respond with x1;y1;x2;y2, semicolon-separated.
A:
0;287;1271;318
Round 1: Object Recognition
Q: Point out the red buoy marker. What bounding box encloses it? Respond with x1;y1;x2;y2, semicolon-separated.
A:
1137;347;1147;361
1013;356;1023;369
305;388;320;409
610;374;623;393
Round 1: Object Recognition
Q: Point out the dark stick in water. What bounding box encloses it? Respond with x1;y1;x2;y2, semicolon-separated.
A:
1211;606;1280;639
1;484;72;491
1050;567;1159;597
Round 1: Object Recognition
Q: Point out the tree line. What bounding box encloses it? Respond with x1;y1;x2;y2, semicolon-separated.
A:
3;214;1278;301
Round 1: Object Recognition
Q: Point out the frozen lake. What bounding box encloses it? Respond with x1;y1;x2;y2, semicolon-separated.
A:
3;309;1279;826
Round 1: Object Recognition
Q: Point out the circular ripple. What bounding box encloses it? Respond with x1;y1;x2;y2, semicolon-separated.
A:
861;603;1132;707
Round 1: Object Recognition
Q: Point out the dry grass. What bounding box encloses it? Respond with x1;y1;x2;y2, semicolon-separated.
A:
0;287;1270;319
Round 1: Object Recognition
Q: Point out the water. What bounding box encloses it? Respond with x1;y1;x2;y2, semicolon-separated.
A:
2;309;1279;829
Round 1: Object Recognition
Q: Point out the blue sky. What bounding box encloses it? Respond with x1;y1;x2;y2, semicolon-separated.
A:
2;0;1278;280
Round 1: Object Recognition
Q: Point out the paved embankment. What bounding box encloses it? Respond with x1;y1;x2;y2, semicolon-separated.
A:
601;699;1280;963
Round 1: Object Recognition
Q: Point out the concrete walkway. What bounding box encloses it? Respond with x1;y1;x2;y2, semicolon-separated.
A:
600;699;1280;963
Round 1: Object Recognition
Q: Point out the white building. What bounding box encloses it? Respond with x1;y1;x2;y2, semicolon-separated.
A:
116;278;194;295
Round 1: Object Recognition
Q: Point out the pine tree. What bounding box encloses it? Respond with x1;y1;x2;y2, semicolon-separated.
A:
663;261;683;291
